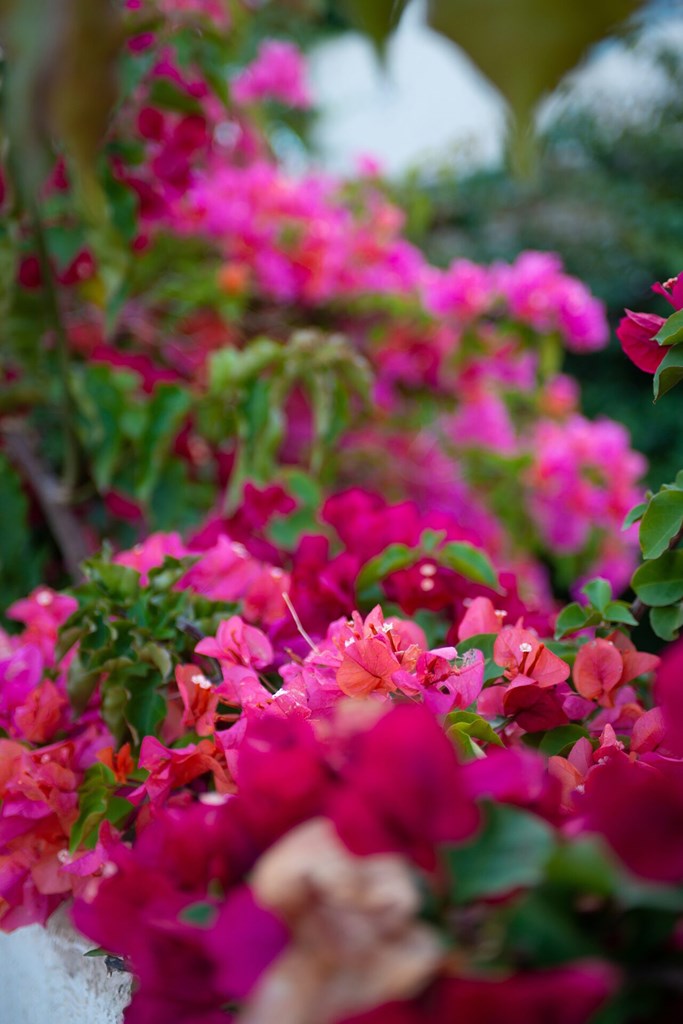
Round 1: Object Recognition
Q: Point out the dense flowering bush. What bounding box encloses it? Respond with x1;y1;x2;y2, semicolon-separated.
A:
0;0;646;609
1;3;683;1023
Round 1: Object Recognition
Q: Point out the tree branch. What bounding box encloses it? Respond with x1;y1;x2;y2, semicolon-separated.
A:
1;419;89;581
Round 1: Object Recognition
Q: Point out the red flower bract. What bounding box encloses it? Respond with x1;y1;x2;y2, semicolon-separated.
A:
580;754;683;882
330;703;480;871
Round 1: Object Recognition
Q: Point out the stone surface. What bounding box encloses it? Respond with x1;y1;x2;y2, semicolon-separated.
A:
0;905;132;1024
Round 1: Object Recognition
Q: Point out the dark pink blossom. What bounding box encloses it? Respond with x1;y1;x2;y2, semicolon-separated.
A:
330;703;480;871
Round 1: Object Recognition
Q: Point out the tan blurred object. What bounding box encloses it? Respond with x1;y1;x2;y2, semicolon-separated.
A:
244;816;444;1024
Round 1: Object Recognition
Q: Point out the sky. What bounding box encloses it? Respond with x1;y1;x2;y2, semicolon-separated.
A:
307;0;683;178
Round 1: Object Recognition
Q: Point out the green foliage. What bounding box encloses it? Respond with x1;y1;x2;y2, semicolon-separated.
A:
631;550;683;607
554;579;636;639
445;709;504;761
179;902;217;927
455;633;503;682
653;345;683;401
628;472;683;638
356;533;499;597
209;331;372;508
356;544;416;593
0;452;46;615
70;762;133;853
638;486;683;559
649;602;683;642
437;541;499;590
267;470;323;548
445;802;556;903
61;553;234;745
653;308;683;347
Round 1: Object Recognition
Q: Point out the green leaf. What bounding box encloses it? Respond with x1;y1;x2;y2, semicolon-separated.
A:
456;634;503;682
639;488;683;559
70;763;115;852
554;602;589;639
125;681;166;744
445;710;504;749
581;577;611;613
538;724;589;757
138;642;173;680
136;384;192;502
438;541;499;590
356;544;418;592
622;501;648;530
0;452;45;612
148;77;203;115
86;560;140;602
545;838;616;898
455;633;498;660
208;339;281;391
653;307;683;347
445;803;556;904
420;529;447;554
649;603;683;642
632;550;683;607
67;654;102;715
603;601;638;627
101;683;129;743
503;892;599;965
179;901;216;927
653;345;683;401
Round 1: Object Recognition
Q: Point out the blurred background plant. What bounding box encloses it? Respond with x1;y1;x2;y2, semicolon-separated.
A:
0;0;679;631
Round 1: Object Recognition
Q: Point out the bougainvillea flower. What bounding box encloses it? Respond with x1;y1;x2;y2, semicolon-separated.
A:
6;589;77;663
337;636;402;698
573;637;659;708
655;638;683;756
617;274;683;372
11;679;68;744
394;649;485;715
114;531;190;585
235;716;330;844
214;665;272;708
195;616;273;669
503;676;569;732
128;736;234;806
0;736;100;930
180;535;264;602
175;665;219;735
341;961;617;1024
232;40;311;108
122;888;287;1024
463;745;562;822
572;638;624;706
580;755;683;882
330;703;480;871
616;309;667;374
630;707;665;755
457;597;506;641
494;627;570;687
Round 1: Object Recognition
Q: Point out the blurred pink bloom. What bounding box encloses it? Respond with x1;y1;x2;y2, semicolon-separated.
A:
232;41;311;108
